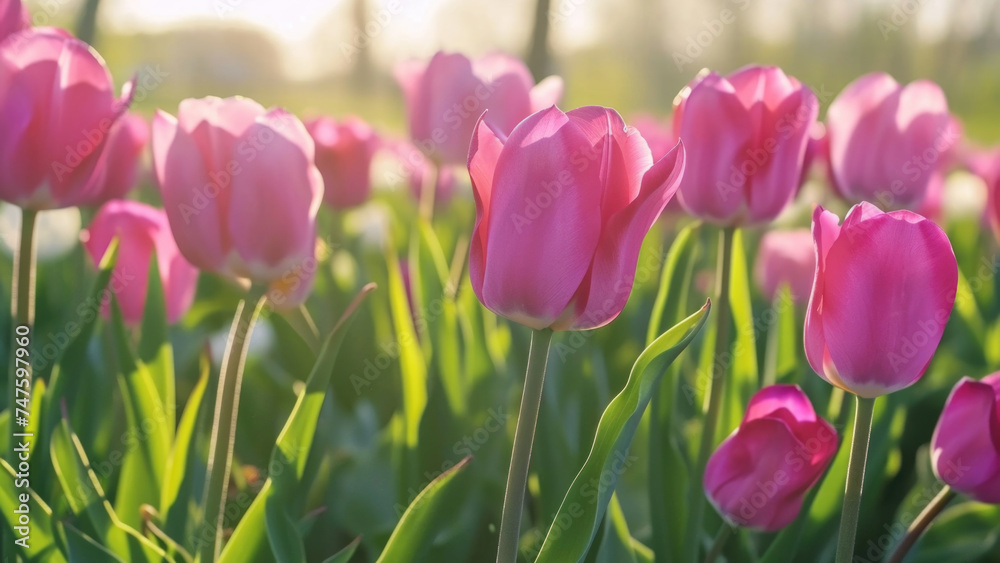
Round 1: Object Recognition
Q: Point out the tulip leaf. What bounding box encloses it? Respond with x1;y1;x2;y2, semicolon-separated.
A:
109;299;172;528
374;455;472;563
219;284;375;563
762;284;797;386
321;536;362;563
535;301;710;563
906;501;1000;562
0;459;65;562
63;523;127;563
592;493;638;563
719;229;757;442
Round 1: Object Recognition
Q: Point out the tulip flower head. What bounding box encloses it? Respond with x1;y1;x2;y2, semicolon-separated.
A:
0;28;135;209
805;203;958;397
672;65;818;225
152;96;323;309
753;229;815;305
306;116;379;209
826;73;955;210
0;0;29;42
704;385;838;531
82;200;198;325
98;112;150;202
930;372;1000;504
395;51;563;165
468;105;684;331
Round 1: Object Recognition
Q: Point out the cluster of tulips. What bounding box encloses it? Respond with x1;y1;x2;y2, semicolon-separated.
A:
3;0;1000;561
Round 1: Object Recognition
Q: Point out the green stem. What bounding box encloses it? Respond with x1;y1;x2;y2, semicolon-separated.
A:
888;485;955;563
199;286;268;563
8;210;38;456
419;161;439;222
496;328;553;563
835;395;877;563
704;524;734;563
682;226;735;562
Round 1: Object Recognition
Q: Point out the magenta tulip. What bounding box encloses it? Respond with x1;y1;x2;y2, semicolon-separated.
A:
826;73;954;210
306;115;379;209
672;65;818;225
82;200;198;325
98;112;149;201
753;229;815;305
805;203;958;397
0;0;28;42
152;96;323;308
395;51;563;165
468;105;684;331
0;28;135;209
704;385;838;531
930;372;1000;503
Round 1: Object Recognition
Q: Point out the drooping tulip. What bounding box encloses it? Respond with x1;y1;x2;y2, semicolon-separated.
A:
805;203;958;397
152;96;323;308
826;73;955;210
753;229;815;305
672;65;818;225
395;51;563;165
82;200;198;325
468;105;684;331
704;385;838;531
930;372;1000;503
306;115;379;209
98;112;149;202
0;28;135;209
0;0;29;42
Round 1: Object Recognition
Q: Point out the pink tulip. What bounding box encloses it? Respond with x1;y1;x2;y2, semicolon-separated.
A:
395;51;563;165
826;73;955;210
152;96;323;308
386;139;457;207
0;0;29;42
632;114;677;161
82;200;198;325
306;116;379;209
468;105;684;331
805;203;958;397
0;28;135;209
753;229;815;305
98;112;149;201
704;385;838;531
672;65;818;225
930;372;1000;504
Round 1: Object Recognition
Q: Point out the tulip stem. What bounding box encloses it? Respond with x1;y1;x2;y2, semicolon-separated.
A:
496;328;553;563
704;524;734;563
8;209;38;465
887;485;955;563
683;226;735;562
419;162;439;222
835;395;877;563
199;285;268;563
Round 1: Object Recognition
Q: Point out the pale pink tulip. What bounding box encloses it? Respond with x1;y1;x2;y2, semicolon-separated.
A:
754;229;815;305
98;112;149;201
306;116;379;209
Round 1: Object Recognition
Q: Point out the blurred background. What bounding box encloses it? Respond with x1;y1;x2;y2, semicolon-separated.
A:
26;0;1000;142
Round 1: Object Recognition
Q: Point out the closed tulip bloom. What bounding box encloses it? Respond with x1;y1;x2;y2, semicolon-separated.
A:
306;116;379;209
82;200;198;325
152;96;323;308
754;229;815;305
468;106;685;331
672;65;818;225
0;28;135;209
1;0;29;42
395;51;563;165
704;385;838;531
930;373;1000;503
98;112;149;202
827;73;954;209
805;203;958;397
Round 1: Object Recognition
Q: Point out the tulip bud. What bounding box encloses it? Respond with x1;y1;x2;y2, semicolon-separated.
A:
930;373;1000;504
152;96;323;308
704;385;838;531
753;229;814;305
0;0;29;42
805;203;958;397
672;65;818;225
468;105;684;331
0;28;135;210
827;73;955;210
82;200;198;325
395;51;563;165
306;116;379;209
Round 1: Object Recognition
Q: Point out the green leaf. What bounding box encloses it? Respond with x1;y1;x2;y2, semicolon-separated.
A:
719;229;757;443
593;493;637;563
762;284;797;387
63;523;127;563
535;302;711;563
110;299;172;528
375;456;472;563
385;236;427;451
219;284;375;563
49;415;169;561
0;459;65;562
906;502;1000;563
321;536;362;563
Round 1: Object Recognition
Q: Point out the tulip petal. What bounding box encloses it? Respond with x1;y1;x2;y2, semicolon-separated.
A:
804;205;840;385
931;376;1000;503
467;114;506;303
530;75;564;112
743;384;816;424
